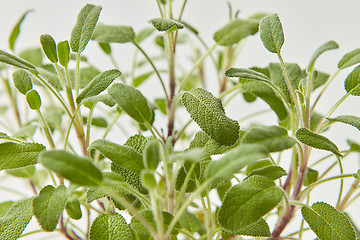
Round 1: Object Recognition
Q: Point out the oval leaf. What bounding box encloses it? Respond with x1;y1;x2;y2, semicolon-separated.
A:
26;89;41;110
92;24;135;43
108;83;152;123
308;40;339;70
12;69;33;95
327;115;360;131
40;34;58;63
9;9;33;51
214;19;259;46
39;150;102;186
148;18;184;32
70;4;102;53
338;48;360;70
0;49;38;73
246;165;287;180
57;40;70;67
65;195;82;220
301;202;356;240
90;213;131;240
77;69;121;104
218;175;284;231
0;142;45;170
344;65;360;96
33;185;67;231
295;128;342;156
259;14;284;54
225;67;271;82
182;88;239;146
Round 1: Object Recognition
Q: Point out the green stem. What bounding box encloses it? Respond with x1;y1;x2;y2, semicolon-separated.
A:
36;109;55;149
75;53;81;98
85;106;95;149
64;65;76;113
156;0;165;17
1;75;21;126
338;179;360;211
64;104;82;150
150;188;164;240
335;155;345;209
19;230;47;238
102;112;121;139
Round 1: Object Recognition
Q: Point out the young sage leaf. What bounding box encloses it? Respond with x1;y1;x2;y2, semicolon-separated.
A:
327;115;360;131
82;94;116;108
246;165;287;180
108;83;152;123
76;69;121;104
9;9;33;51
304;167;319;186
135;27;155;43
225;67;271;82
308;40;339;70
70;4;102;53
148;18;184;32
295;128;342;156
57;40;70;67
0;49;38;73
40;34;58;63
33;185;67;231
26;89;41;110
338;48;360;70
92;24;135;43
90;213;131;240
12;69;33;95
301;202;356;240
39;150;103;186
218;175;284;231
344;65;360;96
65;195;82;220
182;88;239;146
143;140;160;171
259;14;284;54
214;19;259;46
178;211;202;233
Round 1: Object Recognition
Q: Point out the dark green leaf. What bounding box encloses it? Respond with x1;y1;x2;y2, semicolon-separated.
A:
149;18;184;32
65;195;82;220
328;115;360;131
0;142;45;170
90;213;131;240
82;94;116;108
182;88;239;146
214;19;259;46
132;72;153;87
301;202;356;240
338;48;360;69
308;41;339;70
108;83;152;123
26;89;41;110
304;167;319;186
143;140;160;171
295;128;342;156
39;150;103;186
223;218;271;237
12;69;33;95
98;42;111;55
246;165;287;180
92;24;135;43
0;49;38;73
344;65;360;96
70;4;102;53
57;40;70;67
9;9;33;51
77;69;121;104
154;98;167;114
33;185;67;231
83;116;108;128
218;175;284;231
125;134;153;154
259;14;284;54
40;34;58;63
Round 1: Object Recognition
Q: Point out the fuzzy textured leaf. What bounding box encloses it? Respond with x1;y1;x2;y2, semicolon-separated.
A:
40;34;58;63
0;198;33;239
225;67;270;82
9;9;33;51
338;48;360;69
344;65;360;96
308;41;339;70
246;165;287;180
108;83;152;123
90;213;131;240
92;24;135;43
65;195;82;220
0;142;45;170
214;19;259;46
83;94;116;108
218;175;284;231
182;88;239;146
178;211;202;233
296;128;342;156
12;69;33;95
0;49;38;73
57;40;70;67
77;69;121;104
328;115;360;131
39;150;102;186
259;14;284;53
33;185;67;231
70;4;102;53
148;18;184;32
26;89;41;110
301;202;356;240
224;218;271;237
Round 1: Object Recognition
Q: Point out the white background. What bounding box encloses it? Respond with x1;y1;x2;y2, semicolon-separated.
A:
0;0;360;239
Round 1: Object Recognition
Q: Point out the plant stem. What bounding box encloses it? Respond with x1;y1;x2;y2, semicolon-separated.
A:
1;75;21;126
36;109;55;149
337;179;360;211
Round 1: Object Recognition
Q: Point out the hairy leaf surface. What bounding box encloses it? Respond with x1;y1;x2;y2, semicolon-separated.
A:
57;40;70;67
0;49;38;73
246;165;287;180
40;34;58;63
225;67;271;82
12;69;33;95
90;213;131;240
259;14;284;54
308;41;339;70
327;115;360;131
338;48;360;69
26;89;41;110
223;218;271;237
344;65;360;96
92;24;135;43
65;195;82;220
148;18;184;32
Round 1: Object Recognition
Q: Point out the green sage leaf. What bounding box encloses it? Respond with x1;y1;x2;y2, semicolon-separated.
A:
246;165;287;180
338;48;360;70
223;218;271;237
9;9;33;51
135;27;154;43
0;49;38;73
225;67;271;82
57;40;70;67
39;150;103;186
218;175;284;231
304;167;319;186
40;34;58;63
92;24;135;43
182;88;239;146
148;18;184;32
354;170;360;180
98;42;111;55
6;165;35;178
132;72;153;87
33;185;67;231
26;89;41;110
301;202;356;240
70;4;102;53
108;83;152;123
77;69;121;104
143;140;160;171
344;65;360;96
0;142;45;170
259;14;284;54
65;195;82;220
82;94;116;108
214;19;259;46
18;47;43;66
178;211;202;233
90;213;131;240
12;69;33;95
327;115;360;131
295;128;342;156
308;40;339;70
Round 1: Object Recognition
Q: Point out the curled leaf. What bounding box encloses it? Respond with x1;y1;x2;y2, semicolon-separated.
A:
149;18;184;32
92;24;135;43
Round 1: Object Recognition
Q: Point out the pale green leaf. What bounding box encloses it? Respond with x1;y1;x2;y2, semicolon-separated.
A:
141;170;157;190
77;69;121;104
328;115;360;131
70;4;102;53
90;213;131;240
182;88;239;146
92;24;135;43
132;72;153;87
39;150;103;186
0;198;33;239
40;34;58;63
143;140;160;171
296;128;342;156
178;211;202;233
135;27;155;43
214;19;259;46
6;165;35;178
149;18;184;32
259;14;284;54
241;125;296;152
0;142;45;170
338;48;360;69
98;42;111;55
308;41;339;70
9;9;33;51
225;67;271;82
218;175;284;231
108;83;152;123
70;66;101;89
33;185;67;231
125;134;154;154
57;40;70;67
301;202;356;240
246;165;287;180
65;195;82;220
83;116;107;128
224;218;271;237
90;139;144;174
13;124;37;139
12;69;33;95
82;94;116;108
304;167;319;186
344;65;360;96
18;47;43;66
312;71;330;91
26;89;41;110
0;49;38;73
